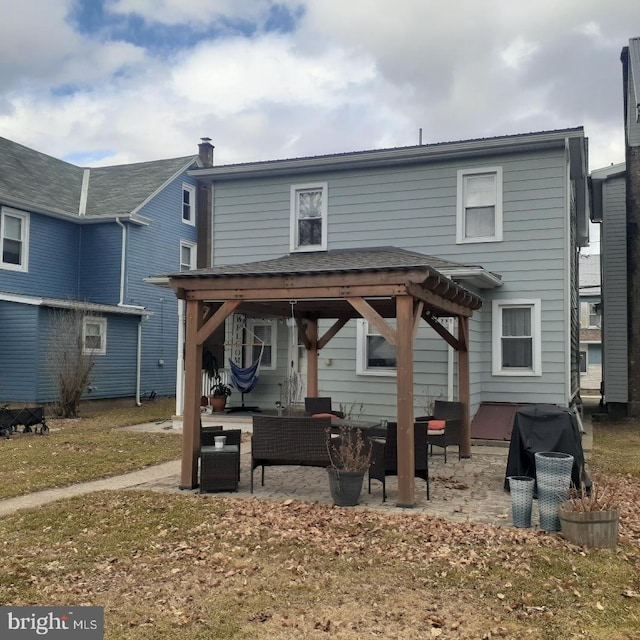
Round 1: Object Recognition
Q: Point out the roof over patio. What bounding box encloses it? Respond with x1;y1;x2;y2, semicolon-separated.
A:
164;246;485;507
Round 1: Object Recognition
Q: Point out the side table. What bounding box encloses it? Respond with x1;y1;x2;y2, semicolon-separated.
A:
200;445;240;492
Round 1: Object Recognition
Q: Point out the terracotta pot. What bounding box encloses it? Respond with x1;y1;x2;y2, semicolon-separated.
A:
209;396;227;412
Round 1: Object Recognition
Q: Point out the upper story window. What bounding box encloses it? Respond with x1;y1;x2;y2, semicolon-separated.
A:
82;316;107;356
290;182;328;252
182;183;196;225
457;167;503;244
580;301;601;328
1;207;29;272
180;241;197;271
492;299;541;376
356;319;397;376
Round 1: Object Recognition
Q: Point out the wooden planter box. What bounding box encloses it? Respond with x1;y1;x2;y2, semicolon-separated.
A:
558;505;620;549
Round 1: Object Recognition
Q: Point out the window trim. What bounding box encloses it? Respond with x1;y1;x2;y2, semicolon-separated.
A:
245;318;277;371
456;167;503;244
579;349;588;375
1;207;29;272
180;240;197;271
356;319;397;377
82;316;107;356
182;183;196;226
492;299;541;376
290;182;328;252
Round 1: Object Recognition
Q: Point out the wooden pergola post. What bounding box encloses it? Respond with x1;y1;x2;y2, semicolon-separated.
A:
458;315;471;458
180;299;204;489
396;294;415;507
306;316;319;397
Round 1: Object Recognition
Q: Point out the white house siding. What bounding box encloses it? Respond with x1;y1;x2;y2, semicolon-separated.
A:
601;176;628;403
209;146;573;420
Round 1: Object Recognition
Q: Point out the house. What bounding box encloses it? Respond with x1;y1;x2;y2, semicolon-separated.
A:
167;128;589;442
0;135;206;406
578;254;602;396
589;37;640;417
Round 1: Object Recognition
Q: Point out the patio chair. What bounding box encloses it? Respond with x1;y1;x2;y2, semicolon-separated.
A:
368;421;429;502
417;400;464;463
304;397;345;418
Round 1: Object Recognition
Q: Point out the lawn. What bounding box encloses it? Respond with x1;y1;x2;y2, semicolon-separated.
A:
0;397;181;498
0;406;638;639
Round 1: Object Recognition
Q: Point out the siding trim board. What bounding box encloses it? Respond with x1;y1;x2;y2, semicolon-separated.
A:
0;292;149;316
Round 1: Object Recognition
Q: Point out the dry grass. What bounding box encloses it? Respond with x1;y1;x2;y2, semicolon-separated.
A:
591;418;640;477
0;492;638;639
0;405;639;638
0;397;180;499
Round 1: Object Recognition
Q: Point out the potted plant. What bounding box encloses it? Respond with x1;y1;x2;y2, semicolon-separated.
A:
326;426;373;506
557;474;621;549
209;378;232;412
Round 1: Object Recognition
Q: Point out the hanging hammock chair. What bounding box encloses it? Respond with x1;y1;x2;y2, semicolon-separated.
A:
226;334;265;412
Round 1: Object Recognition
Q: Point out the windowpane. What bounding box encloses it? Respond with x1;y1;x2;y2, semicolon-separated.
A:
292;185;326;250
501;307;532;368
366;324;396;368
180;245;192;271
579;351;587;373
2;214;23;265
83;320;105;353
465;174;496;206
465;207;495;237
252;323;272;367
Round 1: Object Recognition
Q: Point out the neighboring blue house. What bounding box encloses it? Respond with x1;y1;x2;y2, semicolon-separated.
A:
0;135;203;405
175;128;589;435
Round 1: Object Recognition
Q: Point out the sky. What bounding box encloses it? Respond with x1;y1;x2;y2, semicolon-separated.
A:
0;0;638;176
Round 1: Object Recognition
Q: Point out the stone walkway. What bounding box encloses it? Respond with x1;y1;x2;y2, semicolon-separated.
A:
0;411;593;529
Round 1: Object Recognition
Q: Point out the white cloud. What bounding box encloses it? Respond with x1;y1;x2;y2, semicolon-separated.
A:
0;0;638;171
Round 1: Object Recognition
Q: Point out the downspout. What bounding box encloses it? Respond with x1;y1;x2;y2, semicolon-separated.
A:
136;318;142;406
115;217;141;405
115;218;127;306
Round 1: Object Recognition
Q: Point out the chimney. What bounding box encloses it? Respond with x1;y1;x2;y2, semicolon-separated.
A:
198;137;214;168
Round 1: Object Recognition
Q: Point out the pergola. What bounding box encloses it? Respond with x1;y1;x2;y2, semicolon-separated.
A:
166;247;483;507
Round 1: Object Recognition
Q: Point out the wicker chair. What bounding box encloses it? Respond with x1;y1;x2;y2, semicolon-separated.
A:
304;397;345;418
417;400;464;463
368;421;429;502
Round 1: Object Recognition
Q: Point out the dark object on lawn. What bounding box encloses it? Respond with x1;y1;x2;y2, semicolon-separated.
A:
0;406;50;438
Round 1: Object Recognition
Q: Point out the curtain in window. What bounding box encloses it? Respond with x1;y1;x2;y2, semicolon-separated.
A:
464;174;496;238
297;190;322;246
502;307;532;368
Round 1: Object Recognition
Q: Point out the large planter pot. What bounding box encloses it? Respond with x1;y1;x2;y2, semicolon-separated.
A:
558;505;620;549
209;395;227;413
535;451;574;532
508;476;535;528
327;467;365;507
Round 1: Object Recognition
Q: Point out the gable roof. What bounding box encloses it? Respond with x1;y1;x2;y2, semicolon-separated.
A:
0;135;196;222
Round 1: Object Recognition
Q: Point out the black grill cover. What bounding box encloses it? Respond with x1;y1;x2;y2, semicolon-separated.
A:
504;404;589;491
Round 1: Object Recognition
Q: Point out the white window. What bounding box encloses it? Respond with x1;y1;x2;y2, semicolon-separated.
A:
356;319;397;376
83;317;107;356
182;183;196;225
180;241;196;271
1;207;29;271
457;167;503;243
245;319;276;370
290;182;328;252
492;299;541;376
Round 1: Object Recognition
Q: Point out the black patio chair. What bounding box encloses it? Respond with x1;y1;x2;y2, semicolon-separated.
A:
416;400;464;463
304;397;345;418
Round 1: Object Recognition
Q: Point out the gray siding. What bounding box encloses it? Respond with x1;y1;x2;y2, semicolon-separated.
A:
601;176;628;402
628;63;640;148
210;146;573;418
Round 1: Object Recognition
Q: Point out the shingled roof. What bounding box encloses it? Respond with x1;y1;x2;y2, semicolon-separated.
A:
0;135;196;220
170;246;476;279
